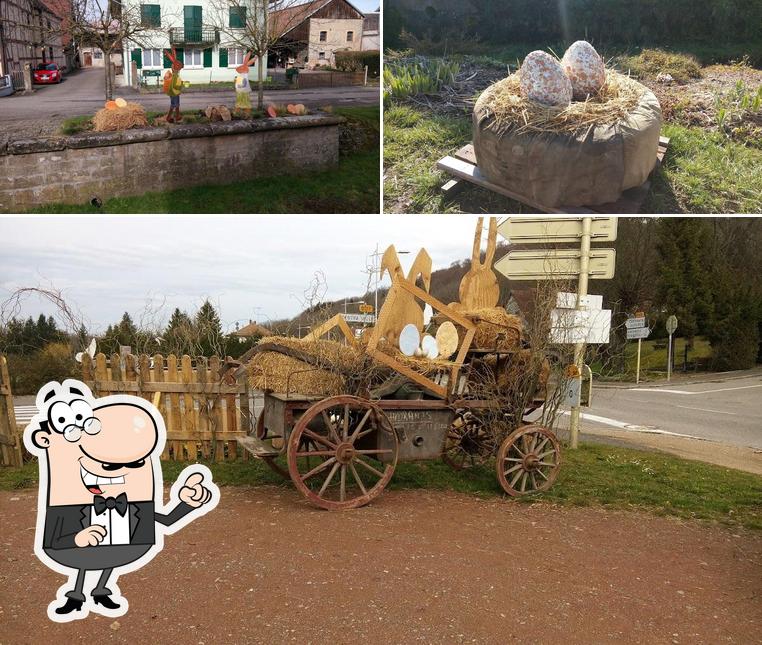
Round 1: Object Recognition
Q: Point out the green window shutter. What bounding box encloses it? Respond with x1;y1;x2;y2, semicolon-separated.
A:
163;50;171;68
219;47;228;67
175;47;184;64
140;4;160;28
203;47;212;67
229;6;245;28
131;48;142;70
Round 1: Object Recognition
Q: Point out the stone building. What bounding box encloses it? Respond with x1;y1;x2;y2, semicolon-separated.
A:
269;0;364;69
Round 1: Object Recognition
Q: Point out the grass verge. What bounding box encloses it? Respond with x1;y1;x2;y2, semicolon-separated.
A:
384;92;762;214
4;442;760;530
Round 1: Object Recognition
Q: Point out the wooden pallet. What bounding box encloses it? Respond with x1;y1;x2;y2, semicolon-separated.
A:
437;136;670;214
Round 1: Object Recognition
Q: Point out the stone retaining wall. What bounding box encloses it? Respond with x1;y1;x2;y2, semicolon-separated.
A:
0;114;343;212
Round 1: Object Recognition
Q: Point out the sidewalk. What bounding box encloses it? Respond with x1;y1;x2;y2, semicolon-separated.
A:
596;366;762;389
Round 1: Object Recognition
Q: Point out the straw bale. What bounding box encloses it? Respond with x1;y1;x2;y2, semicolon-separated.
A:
476;70;647;136
92;102;149;131
462;308;523;350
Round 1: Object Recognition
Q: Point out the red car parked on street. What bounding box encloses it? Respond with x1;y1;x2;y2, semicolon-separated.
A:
33;63;62;84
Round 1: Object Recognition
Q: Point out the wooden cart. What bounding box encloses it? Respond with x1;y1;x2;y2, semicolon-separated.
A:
237;352;560;511
238;254;561;510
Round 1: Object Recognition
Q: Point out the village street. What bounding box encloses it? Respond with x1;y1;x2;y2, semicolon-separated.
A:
0;67;379;123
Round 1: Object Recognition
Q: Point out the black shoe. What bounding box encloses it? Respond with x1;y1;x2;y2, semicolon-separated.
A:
93;594;120;609
55;597;83;614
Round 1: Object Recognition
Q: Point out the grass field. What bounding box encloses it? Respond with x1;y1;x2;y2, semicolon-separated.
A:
44;107;379;214
3;442;760;530
593;336;714;380
384;54;762;214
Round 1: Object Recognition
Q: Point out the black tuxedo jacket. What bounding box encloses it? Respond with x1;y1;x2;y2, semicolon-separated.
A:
43;500;194;549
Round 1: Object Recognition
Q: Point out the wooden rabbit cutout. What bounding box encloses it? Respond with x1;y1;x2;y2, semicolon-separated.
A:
454;217;500;311
376;246;432;347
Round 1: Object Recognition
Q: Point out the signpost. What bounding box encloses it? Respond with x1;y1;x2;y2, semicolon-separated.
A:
494;248;616;280
666;314;678;381
626;313;649;384
342;313;376;324
496;216;618;449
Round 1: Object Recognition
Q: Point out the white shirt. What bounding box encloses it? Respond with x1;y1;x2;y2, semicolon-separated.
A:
90;504;131;545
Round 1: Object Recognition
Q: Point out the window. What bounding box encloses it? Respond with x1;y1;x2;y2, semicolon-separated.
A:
93;50;103;59
319;30;327;42
140;4;161;28
143;48;162;67
318;51;325;60
228;6;246;28
346;31;353;42
227;48;245;66
185;48;202;66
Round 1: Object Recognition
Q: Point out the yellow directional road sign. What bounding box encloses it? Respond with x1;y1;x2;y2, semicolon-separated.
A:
495;248;616;280
497;217;618;244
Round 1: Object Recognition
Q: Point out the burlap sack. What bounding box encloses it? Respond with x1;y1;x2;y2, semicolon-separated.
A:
472;88;662;208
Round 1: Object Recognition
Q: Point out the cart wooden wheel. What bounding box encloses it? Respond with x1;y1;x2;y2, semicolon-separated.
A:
287;396;398;510
496;425;560;496
442;410;497;470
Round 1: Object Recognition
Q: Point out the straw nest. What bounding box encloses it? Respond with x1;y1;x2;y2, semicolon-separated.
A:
92;102;149;132
375;339;460;375
475;70;647;135
247;336;365;396
462;308;523;350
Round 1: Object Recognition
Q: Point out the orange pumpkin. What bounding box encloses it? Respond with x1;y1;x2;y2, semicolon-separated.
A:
105;100;118;110
266;105;278;118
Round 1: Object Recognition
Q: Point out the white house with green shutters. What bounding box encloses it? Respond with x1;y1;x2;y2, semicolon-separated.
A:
120;0;267;87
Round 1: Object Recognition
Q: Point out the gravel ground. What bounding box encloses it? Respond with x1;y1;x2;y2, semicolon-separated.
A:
1;486;760;644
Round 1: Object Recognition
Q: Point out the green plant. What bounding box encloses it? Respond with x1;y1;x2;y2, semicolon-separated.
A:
383;58;461;102
335;50;380;77
714;81;762;141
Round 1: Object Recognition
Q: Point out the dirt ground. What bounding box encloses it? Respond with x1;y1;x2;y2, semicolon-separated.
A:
1;486;760;644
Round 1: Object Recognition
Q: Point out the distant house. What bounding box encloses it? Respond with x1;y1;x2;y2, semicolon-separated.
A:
361;8;379;51
0;0;65;85
269;0;365;69
232;320;272;343
119;0;267;88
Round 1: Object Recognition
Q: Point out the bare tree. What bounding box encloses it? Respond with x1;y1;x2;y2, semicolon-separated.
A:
209;0;313;110
66;0;170;100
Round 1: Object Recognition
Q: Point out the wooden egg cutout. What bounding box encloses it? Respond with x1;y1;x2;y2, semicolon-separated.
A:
399;323;421;357
115;97;127;108
421;334;439;359
436;321;459;359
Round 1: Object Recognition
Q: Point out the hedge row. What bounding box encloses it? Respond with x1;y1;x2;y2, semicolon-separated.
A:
335;50;380;77
385;0;762;60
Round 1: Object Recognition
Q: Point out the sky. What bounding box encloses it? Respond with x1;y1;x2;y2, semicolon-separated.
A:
352;0;379;13
0;216;483;334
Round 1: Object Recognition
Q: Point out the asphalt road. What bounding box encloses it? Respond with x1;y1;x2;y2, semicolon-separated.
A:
578;373;762;449
0;67;380;122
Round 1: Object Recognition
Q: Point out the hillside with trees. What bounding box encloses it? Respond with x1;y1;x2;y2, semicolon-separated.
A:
1;218;760;394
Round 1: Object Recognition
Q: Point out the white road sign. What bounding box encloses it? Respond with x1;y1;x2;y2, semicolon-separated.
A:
625;317;646;329
495;248;616;281
626;326;651;340
556;292;603;310
666;315;678;335
342;314;376;324
550;308;612;344
498;217;618;244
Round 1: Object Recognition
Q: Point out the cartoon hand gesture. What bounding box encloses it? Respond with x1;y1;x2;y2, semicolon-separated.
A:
178;472;213;508
74;525;108;547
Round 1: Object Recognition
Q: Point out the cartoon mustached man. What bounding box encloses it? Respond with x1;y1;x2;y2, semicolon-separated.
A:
24;379;219;622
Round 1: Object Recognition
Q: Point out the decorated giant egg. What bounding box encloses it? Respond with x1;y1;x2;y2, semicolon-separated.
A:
561;40;606;99
519;51;572;107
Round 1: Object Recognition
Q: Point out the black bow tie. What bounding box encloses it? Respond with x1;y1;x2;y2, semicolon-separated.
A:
93;493;128;516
